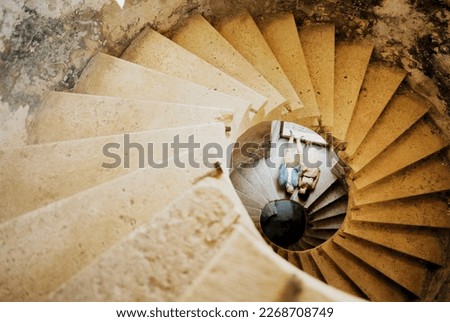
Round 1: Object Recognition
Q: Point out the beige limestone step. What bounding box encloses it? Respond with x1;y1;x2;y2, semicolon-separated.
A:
353;119;448;189
216;11;303;114
254;159;280;201
257;13;320;121
48;178;251;301
230;169;269;206
310;197;348;222
344;220;447;266
287;251;303;270
321;241;410;301
0;149;225;301
180;225;359;301
237;166;278;201
236;190;265;209
333;42;374;140
245;206;261;221
310;215;345;230
121;27;267;116
347;93;430;172
0;123;227;224
304;229;336;241
353;155;450;205
350;194;450;228
333;233;429;297
28;92;234;144
299;24;335;129
310;248;365;298
299;252;325;282
344;64;407;156
73;53;250;138
308;182;347;214
171;14;286;116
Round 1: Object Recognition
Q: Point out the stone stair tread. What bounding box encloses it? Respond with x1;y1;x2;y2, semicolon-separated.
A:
344;220;447;266
299;252;326;282
302;235;324;247
179;226;300;301
121;27;267;116
347;93;430;172
287;251;303;269
353;118;448;189
299;24;335;129
216;11;303;114
333;41;374;140
245;206;262;221
345;64;407;156
73;52;250;139
0;123;227;224
350;194;450;228
309;197;348;222
307;182;347;214
230;170;270;206
333;233;429;298
28;91;234;144
48;178;249;301
171;14;286;116
237;166;278;201
353;154;450;205
310;214;345;230
321;241;411;301
304;229;336;241
254;159;281;201
0;150;226;301
296;240;313;251
236;190;265;209
310;248;365;298
258;13;320;124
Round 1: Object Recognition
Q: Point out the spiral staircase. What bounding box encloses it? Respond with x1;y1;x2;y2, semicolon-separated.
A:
1;11;449;302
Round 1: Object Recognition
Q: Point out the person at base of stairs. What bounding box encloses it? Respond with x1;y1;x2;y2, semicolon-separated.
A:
278;133;320;199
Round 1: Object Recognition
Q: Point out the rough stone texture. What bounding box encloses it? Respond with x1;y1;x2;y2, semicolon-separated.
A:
49;178;253;301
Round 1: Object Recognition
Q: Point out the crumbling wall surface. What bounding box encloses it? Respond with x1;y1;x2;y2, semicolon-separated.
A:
0;0;449;146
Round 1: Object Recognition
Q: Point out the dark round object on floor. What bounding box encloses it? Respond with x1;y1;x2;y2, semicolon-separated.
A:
260;200;307;248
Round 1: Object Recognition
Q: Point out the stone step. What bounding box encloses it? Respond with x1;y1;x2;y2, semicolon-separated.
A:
350;194;450;228
0;150;226;301
296;240;312;251
307;181;347;214
257;13;320;124
321;241;411;301
347;93;430;172
333;42;374;140
28;92;233;144
287;251;303;270
230;169;270;206
353;155;450;205
310;214;345;230
245;206;262;221
353;119;448;189
73;53;250;138
309;197;348;222
121;27;267;117
301;235;324;247
254;159;281;201
179;226;358;301
344;220;447;266
333;233;430;298
304;229;337;241
0;123;227;224
310;248;365;298
299;252;326;282
216;11;303;114
345;64;407;156
303;164;340;209
237;165;278;201
48;178;250;301
171;14;286;116
235;190;265;210
299;24;335;130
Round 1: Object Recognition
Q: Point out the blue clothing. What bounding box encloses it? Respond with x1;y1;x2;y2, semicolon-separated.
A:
278;163;299;188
